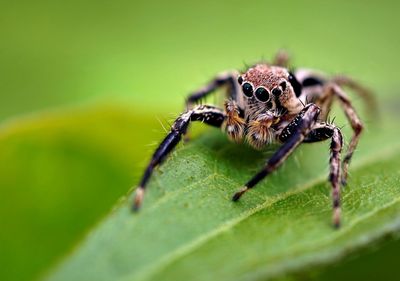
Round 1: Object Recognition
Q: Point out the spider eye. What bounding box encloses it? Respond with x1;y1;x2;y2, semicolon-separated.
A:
255;87;270;102
288;72;302;97
237;75;243;85
242;82;253;97
280;81;287;91
272;88;282;96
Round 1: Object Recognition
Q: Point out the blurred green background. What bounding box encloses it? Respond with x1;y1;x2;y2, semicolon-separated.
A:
1;0;400;281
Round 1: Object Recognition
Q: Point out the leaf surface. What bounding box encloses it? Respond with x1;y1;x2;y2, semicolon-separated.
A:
0;103;159;281
44;110;400;281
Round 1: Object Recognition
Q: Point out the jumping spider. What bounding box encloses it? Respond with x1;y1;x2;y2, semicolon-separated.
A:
133;51;374;228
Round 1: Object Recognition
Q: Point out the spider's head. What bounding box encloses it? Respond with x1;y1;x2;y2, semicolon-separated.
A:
237;64;303;115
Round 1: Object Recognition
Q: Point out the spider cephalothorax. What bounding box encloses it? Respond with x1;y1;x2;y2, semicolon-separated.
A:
235;64;305;149
132;51;374;228
240;64;303;116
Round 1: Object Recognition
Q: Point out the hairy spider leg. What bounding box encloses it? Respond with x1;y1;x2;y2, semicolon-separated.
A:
329;127;343;227
332;75;377;117
184;72;242;142
272;50;290;68
303;122;343;228
296;70;369;186
318;84;363;186
133;105;226;211
185;72;240;109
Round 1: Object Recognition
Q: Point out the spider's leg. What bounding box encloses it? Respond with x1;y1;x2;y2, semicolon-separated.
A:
184;71;241;143
303;122;344;228
332;75;377;116
318;92;334;121
320;84;363;186
303;122;333;143
133;105;226;211
296;71;376;119
232;104;320;201
186;72;240;109
273;50;290;68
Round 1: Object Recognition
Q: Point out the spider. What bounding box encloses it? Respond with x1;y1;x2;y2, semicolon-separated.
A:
132;51;374;228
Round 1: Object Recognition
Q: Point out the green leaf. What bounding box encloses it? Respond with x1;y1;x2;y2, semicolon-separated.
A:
44;110;400;281
0;103;161;281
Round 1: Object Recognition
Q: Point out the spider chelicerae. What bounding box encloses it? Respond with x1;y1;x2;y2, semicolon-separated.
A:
132;51;374;228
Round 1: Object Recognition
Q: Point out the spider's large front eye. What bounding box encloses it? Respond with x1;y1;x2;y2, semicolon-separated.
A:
242;82;253;97
255;87;270;102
